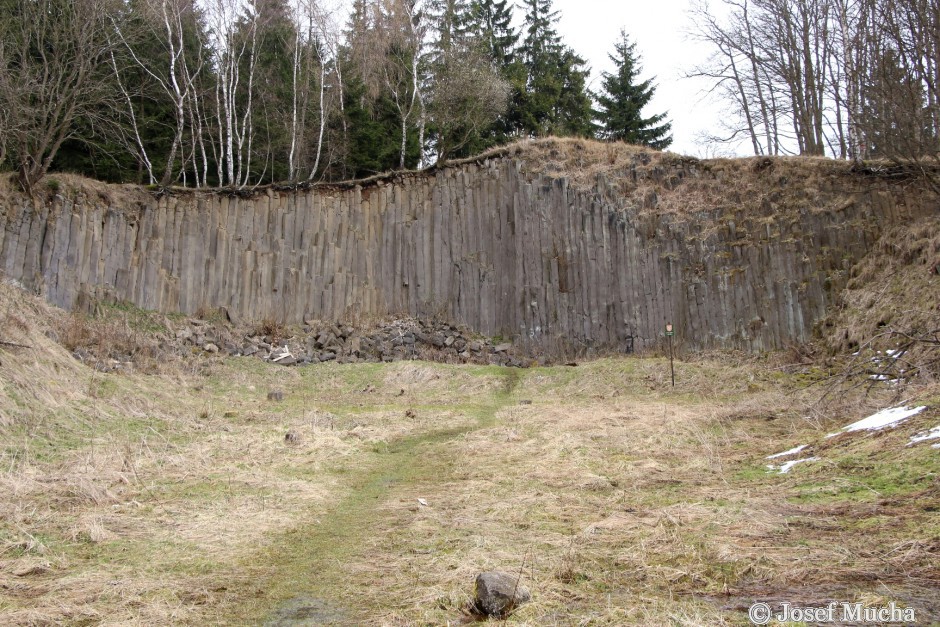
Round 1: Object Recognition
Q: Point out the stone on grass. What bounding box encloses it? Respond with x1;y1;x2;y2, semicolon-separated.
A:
473;571;530;617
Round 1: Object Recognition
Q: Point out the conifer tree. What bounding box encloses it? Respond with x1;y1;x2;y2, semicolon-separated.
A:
595;29;671;149
466;0;517;68
428;0;469;60
516;0;592;137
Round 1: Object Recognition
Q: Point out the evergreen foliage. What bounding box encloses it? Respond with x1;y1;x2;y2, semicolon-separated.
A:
594;29;671;149
466;0;517;68
516;0;593;138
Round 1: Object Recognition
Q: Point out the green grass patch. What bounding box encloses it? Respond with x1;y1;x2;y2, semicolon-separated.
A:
221;394;509;624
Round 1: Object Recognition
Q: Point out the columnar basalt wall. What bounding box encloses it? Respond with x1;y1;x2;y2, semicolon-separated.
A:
0;155;933;351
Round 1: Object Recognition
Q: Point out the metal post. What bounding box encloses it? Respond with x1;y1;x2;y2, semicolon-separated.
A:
666;323;675;387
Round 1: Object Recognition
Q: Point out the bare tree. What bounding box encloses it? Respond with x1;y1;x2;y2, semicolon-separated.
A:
826;0;872;157
429;46;509;161
0;96;10;168
691;0;940;167
204;0;261;187
0;0;123;193
871;0;940;159
112;0;207;186
375;0;429;169
287;0;339;182
109;47;156;184
307;36;331;179
688;0;778;154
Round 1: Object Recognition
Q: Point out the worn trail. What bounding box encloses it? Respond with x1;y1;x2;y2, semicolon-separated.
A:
230;401;507;626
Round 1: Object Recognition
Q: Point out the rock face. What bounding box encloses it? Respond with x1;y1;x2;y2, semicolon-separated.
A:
473;571;531;617
0;154;934;352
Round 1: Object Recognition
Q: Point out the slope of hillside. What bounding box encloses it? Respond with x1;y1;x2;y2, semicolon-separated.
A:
819;214;940;385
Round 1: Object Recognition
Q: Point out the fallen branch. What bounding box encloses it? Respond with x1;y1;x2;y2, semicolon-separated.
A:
816;327;940;404
0;340;32;349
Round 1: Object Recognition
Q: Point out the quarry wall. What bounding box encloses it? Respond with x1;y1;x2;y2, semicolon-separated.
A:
0;149;933;352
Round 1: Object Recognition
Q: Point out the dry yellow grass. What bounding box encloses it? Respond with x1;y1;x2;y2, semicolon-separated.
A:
0;282;359;625
1;280;939;625
0;171;154;213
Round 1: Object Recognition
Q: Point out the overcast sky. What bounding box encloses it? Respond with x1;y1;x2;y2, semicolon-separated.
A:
553;0;743;157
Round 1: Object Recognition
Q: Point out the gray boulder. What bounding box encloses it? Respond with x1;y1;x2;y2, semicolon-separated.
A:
473;571;530;617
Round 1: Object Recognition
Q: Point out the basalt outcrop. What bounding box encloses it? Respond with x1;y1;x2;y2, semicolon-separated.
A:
1;139;934;352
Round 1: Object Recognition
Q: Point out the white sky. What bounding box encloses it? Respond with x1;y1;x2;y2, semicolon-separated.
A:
553;0;745;157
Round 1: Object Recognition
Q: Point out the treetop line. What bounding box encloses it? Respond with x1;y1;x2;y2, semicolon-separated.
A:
1;0;935;194
1;0;669;192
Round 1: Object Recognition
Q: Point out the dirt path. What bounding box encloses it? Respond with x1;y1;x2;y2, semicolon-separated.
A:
229;396;509;626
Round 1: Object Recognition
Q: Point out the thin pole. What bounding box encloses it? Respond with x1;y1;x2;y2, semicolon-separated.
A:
669;334;675;387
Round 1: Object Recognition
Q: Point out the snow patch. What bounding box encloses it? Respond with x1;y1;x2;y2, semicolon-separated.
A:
909;425;940;446
767;444;808;459
827;405;927;437
767;457;820;474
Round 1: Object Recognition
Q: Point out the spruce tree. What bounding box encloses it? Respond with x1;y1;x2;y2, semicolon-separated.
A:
551;48;594;137
467;0;518;69
595;29;671;149
516;0;593;137
428;0;470;60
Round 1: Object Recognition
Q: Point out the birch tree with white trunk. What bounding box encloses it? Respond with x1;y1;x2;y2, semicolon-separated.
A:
205;0;261;187
114;0;207;186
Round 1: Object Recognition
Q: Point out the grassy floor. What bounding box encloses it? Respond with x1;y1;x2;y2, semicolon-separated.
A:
1;298;939;625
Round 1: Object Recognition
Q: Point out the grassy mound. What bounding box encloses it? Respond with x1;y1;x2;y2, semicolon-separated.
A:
816;214;940;399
